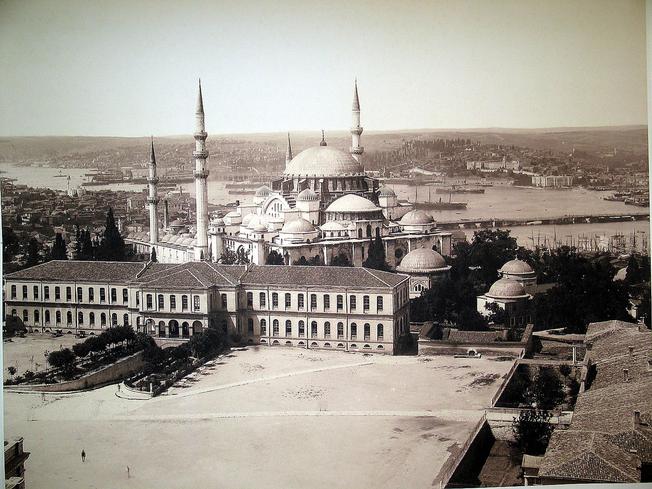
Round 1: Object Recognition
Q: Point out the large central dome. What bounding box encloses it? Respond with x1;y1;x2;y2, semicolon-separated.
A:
284;146;364;177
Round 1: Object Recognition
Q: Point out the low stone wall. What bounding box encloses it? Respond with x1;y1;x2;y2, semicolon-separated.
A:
5;351;145;393
418;340;525;358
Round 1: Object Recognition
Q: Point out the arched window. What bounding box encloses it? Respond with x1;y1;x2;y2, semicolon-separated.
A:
182;295;188;311
358;228;363;239
158;294;164;310
364;323;370;340
311;321;318;337
259;292;266;308
34;310;40;323
298;321;305;337
45;310;51;324
377;324;384;340
337;295;343;311
247;318;254;334
337;322;344;339
10;285;16;299
56;311;61;324
324;322;331;338
78;312;84;325
272;319;279;336
89;312;95;325
111;313;117;326
350;323;357;339
285;320;292;336
101;313;106;326
123;314;129;326
170;295;176;310
285;293;291;309
247;292;253;308
146;294;153;309
375;227;381;238
66;311;72;325
363;295;370;311
366;224;372;237
272;293;278;308
260;318;267;335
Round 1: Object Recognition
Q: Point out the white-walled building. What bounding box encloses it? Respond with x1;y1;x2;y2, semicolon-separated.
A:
4;260;411;354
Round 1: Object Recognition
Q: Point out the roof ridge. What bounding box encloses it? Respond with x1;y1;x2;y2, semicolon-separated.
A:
363;268;390;287
206;262;239;286
589;444;638;482
186;266;209;288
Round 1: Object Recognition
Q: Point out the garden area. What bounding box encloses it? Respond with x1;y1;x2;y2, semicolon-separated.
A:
125;327;226;396
4;326;151;386
497;364;580;411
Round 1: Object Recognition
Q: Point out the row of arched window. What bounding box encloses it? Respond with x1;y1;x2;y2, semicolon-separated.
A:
245;292;384;313
250;318;384;340
11;309;130;327
144;293;198;312
10;284;127;303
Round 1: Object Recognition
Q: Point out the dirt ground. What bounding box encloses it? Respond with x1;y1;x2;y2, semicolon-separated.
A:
3;334;83;376
4;346;512;489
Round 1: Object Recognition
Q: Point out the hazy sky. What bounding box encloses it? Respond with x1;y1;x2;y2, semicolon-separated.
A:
0;0;647;136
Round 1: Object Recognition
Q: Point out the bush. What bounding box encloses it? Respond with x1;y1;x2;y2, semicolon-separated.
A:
72;341;91;358
512;409;553;455
48;348;76;371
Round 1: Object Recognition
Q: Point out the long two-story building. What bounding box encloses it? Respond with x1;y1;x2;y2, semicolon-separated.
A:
3;260;411;354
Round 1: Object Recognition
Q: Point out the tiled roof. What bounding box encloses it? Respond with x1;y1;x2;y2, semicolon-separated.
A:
240;265;408;289
539;320;652;483
131;262;244;289
4;260;145;283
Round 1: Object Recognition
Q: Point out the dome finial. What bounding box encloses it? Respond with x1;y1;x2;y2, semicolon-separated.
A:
320;129;327;146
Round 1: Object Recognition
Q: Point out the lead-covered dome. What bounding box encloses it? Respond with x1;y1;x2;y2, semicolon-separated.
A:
378;186;396;197
281;218;316;234
396;248;449;273
400;210;435;225
297;188;319;201
486;278;529;299
499;259;534;275
284;146;364;177
326;194;380;213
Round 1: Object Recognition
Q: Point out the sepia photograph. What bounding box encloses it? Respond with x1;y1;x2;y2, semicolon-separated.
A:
0;0;650;488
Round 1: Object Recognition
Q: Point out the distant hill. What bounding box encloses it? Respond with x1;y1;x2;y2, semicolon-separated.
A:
0;126;647;164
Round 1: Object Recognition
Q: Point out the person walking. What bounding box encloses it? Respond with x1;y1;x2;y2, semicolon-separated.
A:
81;449;86;462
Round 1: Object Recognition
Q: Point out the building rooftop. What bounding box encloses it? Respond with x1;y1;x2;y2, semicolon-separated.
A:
4;260;146;283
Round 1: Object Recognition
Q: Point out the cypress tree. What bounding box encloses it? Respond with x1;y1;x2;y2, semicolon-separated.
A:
97;208;125;261
150;247;157;262
51;233;68;260
362;235;390;271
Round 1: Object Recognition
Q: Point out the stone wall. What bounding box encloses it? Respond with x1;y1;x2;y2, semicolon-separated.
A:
5;351;145;393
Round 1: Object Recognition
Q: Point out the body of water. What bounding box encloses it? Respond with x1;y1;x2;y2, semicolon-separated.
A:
2;162;649;252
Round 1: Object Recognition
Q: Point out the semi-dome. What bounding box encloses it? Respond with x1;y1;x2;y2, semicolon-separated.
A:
486;278;529;299
297;188;319;201
500;259;534;275
320;221;345;231
378;186;396;197
247;214;268;231
325;194;380;213
281;218;316;234
400;210;435;225
255;185;272;197
242;213;255;226
396;247;449;273
284;146;364;177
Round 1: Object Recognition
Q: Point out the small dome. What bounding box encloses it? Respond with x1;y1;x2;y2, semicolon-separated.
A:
486;278;528;299
284;146;364;177
378;186;396;197
297;188;319;201
242;213;255;226
247;214;268;231
400;210;435;225
326;194;380;213
252;223;268;232
396;248;449;273
281;218;316;234
500;259;534;275
320;221;345;231
211;217;225;226
169;219;185;227
255;185;272;197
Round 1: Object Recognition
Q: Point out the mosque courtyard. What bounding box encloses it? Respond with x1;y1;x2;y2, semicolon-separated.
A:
4;346;512;489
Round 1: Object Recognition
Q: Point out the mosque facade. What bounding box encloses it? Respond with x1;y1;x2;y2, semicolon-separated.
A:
127;81;453;268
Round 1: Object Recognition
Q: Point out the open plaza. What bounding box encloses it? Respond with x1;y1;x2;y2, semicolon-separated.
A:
3;339;512;489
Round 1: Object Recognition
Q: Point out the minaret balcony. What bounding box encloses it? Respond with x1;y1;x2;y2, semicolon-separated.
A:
193;149;209;159
194;131;208;141
350;146;364;155
147;197;160;205
194;169;210;179
350;126;363;135
147;177;159;185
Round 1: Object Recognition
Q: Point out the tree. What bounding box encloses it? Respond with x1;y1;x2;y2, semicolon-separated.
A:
265;250;284;265
362;236;390;271
3;227;20;263
512;409;553;455
531;367;565;410
150;247;157;262
7;366;16;377
25;238;41;267
96;208;125;261
50;233;68;260
625;255;644;285
330;253;352;267
72;341;91;358
48;348;76;372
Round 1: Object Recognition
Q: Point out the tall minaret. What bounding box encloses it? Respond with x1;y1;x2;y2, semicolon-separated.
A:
285;132;293;168
147;137;159;245
350;79;364;165
193;79;210;260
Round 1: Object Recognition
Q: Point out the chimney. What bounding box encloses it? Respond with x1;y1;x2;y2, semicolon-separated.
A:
623;368;629;382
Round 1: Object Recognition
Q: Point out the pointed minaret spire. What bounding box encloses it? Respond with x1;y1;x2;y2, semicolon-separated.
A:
196;78;204;114
285;132;293;167
350;78;364;164
352;78;360;111
320;129;327;146
149;136;156;165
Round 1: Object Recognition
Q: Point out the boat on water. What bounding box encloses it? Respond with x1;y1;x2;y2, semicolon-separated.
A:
224;182;261;189
411;185;468;211
435;186;485;194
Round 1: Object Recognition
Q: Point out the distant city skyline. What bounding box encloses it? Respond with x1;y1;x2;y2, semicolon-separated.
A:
0;0;647;137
